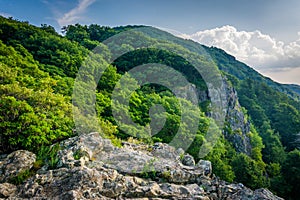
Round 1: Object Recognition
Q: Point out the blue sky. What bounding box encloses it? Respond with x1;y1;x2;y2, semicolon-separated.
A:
1;0;300;84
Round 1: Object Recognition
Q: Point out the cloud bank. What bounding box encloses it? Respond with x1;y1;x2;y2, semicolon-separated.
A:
57;0;96;27
180;26;300;75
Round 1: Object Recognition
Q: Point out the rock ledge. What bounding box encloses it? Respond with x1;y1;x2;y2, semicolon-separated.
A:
0;133;283;199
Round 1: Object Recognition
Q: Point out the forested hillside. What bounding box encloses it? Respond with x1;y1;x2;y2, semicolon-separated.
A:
0;16;299;199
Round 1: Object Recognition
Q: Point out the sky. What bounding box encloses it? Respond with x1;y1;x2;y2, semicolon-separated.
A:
1;0;300;84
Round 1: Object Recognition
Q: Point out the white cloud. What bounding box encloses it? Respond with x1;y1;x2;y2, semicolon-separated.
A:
0;12;13;18
179;25;300;76
57;0;96;27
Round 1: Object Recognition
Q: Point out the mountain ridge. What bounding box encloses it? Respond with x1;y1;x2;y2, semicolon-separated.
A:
0;16;299;199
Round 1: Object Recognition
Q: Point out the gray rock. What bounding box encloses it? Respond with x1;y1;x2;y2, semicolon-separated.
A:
254;188;284;200
197;160;212;176
0;183;17;198
0;133;283;199
56;133;208;184
181;154;195;166
0;150;36;183
222;78;252;155
151;142;178;160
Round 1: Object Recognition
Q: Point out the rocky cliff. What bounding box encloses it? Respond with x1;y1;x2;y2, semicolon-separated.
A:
221;79;252;155
0;132;282;199
188;77;252;155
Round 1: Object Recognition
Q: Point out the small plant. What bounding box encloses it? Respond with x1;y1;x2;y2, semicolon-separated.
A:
36;143;60;169
73;149;89;160
201;185;208;191
131;168;137;174
33;160;43;170
111;137;122;147
152;137;162;143
47;144;60;169
161;170;171;181
179;152;185;161
141;158;157;179
127;137;142;145
8;169;34;185
147;147;153;152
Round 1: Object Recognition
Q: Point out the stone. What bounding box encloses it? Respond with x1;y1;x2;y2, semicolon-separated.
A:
222;78;252;155
181;154;195;166
0;133;283;199
151;142;178;160
197;160;212;176
254;188;284;200
0;150;36;183
0;183;17;198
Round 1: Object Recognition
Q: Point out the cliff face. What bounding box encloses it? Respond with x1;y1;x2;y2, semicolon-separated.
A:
184;78;252;155
222;79;252;155
0;133;282;199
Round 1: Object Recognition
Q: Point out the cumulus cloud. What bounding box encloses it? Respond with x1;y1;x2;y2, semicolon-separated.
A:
57;0;96;27
179;25;300;74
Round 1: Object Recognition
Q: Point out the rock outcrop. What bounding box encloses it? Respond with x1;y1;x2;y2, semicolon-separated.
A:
222;79;252;155
0;132;283;199
177;78;252;155
0;150;36;183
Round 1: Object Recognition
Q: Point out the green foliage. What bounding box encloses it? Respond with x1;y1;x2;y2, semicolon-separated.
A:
281;150;300;199
249;125;264;161
204;138;236;182
0;83;74;153
232;153;269;189
152;137;163;143
259;122;286;164
1;17;300;199
161;170;171;180
113;48;207;90
0;16;88;77
36;143;60;169
8;169;34;185
141;158;157;179
270;103;300;150
73;149;89;160
238;79;300;151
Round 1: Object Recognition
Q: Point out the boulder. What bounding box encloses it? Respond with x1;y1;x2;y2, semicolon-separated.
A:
0;150;36;183
181;154;196;166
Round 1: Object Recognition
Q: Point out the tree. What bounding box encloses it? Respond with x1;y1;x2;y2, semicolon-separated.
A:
232;153;269;189
271;103;300;150
282;150;300;199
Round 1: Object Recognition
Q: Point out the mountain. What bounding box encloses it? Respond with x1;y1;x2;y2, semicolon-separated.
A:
0;16;299;199
285;83;300;96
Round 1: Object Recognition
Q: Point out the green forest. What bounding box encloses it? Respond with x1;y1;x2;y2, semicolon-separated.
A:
0;16;299;199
